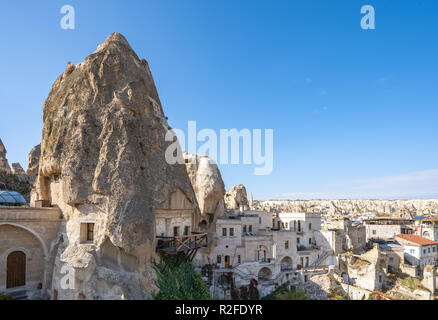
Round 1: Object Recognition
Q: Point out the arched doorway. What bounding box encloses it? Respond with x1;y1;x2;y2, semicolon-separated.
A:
258;267;272;281
281;256;293;271
256;246;268;262
7;251;26;288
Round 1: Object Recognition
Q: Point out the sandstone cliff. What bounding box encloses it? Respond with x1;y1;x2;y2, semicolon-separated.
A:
33;33;200;300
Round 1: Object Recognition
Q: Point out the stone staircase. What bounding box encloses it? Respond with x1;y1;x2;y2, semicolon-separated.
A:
6;289;28;300
312;250;333;268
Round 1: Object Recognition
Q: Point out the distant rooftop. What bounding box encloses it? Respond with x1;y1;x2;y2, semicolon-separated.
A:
0;190;26;205
396;234;438;246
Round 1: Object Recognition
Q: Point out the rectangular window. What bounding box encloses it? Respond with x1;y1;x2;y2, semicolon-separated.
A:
259;217;262;224
87;223;94;242
428;248;431;253
173;226;179;237
434;247;436;252
297;237;300;244
230;228;234;237
222;228;227;237
217;255;221;264
243;225;247;233
248;225;253;233
238;255;241;264
309;238;312;245
285;241;289;249
309;223;312;231
184;226;190;236
372;230;376;235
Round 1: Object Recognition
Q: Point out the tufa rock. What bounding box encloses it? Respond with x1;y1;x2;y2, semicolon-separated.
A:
225;184;248;210
11;162;26;175
183;152;225;266
26;144;41;186
33;33;200;300
183;152;225;229
0;139;11;173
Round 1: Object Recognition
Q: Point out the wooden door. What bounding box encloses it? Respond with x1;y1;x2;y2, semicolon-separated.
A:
7;251;26;288
225;256;230;268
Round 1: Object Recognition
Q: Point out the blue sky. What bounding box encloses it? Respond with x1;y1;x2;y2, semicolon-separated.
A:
0;0;437;200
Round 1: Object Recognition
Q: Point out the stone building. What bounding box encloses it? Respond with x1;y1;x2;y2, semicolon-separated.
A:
413;218;438;241
208;210;333;298
0;205;62;299
395;234;438;270
343;218;366;253
365;218;414;241
339;244;389;292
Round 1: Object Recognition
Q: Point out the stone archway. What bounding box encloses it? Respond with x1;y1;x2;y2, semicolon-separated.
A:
0;224;47;290
258;267;272;281
281;256;293;271
423;231;431;239
256;245;269;262
0;223;48;259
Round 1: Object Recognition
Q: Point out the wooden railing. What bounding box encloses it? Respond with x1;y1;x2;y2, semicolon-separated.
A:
156;232;208;254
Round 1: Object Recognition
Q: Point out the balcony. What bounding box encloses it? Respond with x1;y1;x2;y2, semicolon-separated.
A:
297;244;320;252
156;232;208;254
280;265;295;271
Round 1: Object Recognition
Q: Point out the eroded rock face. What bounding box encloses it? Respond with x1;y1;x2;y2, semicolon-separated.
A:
225;184;248;210
11;162;25;175
27;144;41;186
183;153;225;266
184;152;225;229
33;33;199;300
0;139;11;173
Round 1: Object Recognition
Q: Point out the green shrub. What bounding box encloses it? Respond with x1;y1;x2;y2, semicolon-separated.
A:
153;256;211;300
262;282;308;300
0;292;13;300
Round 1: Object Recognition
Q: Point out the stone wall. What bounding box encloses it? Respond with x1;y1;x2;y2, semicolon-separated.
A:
0;207;63;295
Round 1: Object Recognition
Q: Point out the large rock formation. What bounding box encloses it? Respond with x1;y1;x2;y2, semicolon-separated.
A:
183;152;225;229
0;139;11;173
224;184;248;210
11;162;25;175
32;33;200;300
26;144;41;186
183;153;225;266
